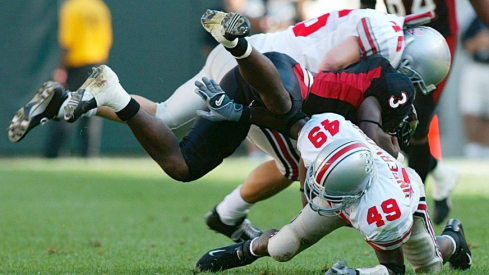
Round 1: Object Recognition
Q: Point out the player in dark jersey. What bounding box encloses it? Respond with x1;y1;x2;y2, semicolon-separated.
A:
360;0;459;224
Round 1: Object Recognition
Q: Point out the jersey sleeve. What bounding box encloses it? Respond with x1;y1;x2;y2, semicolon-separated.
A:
356;15;404;68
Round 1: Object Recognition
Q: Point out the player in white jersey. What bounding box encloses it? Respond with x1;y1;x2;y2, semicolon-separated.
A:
195;113;472;274
7;8;442;246
157;8;405;128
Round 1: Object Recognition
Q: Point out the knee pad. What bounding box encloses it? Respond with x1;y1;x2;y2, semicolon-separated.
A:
268;224;301;262
403;217;443;272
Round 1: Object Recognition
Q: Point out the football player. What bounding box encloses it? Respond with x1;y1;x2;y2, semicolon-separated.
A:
194;113;472;274
7;8;447;245
359;0;489;226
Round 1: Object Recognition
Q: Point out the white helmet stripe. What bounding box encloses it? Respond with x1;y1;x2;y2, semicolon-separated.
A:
315;141;367;185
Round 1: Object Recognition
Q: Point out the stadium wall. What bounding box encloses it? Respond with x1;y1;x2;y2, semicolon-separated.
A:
1;0;221;156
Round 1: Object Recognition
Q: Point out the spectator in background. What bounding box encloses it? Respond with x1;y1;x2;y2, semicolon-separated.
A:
459;16;489;159
47;0;112;158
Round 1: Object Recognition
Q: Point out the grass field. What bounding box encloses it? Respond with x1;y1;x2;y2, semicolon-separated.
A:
0;157;488;274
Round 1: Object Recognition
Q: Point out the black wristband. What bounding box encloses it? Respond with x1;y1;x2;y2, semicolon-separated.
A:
239;106;251;123
116;98;140;121
299;188;304;192
358;119;383;129
380;262;405;275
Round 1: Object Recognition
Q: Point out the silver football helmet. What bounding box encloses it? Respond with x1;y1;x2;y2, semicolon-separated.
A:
399;26;451;95
304;138;376;216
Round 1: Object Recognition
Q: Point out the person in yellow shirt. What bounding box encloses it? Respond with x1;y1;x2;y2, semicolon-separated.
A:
46;0;112;158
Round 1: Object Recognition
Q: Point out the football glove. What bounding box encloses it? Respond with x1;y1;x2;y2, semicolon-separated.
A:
195;77;243;122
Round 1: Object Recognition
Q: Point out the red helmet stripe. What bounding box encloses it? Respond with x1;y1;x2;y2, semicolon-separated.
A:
315;141;367;184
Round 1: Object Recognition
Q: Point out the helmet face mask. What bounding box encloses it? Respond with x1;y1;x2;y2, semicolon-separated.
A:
304;139;376;217
385;105;418;149
398;62;436;95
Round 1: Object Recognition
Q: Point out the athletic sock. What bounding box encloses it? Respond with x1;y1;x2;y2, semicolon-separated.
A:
226;38;252;59
216;184;253;225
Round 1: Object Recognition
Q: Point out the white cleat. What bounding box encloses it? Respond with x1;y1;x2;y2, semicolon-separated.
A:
201;9;250;43
64;65;130;121
431;161;459;224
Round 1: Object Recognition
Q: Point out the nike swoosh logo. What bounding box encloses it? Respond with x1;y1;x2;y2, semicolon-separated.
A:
209;249;226;256
215;95;225;107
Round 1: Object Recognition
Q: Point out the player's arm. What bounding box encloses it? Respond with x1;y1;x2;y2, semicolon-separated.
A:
357;96;401;158
319;36;361;72
299;158;308;207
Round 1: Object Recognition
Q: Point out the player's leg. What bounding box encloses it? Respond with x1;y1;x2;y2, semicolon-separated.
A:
205;126;299;242
266;198;346;261
155;44;237;129
201;9;292;115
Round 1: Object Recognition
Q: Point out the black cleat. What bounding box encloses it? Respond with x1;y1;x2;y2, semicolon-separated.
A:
205;207;263;243
201;9;250;41
442;219;472;270
432;198;450;225
8;81;68;142
195;240;259;272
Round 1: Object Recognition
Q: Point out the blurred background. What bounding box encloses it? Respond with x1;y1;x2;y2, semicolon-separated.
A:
0;0;478;157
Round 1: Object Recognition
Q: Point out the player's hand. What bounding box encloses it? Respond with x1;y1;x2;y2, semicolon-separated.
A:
194;77;243;122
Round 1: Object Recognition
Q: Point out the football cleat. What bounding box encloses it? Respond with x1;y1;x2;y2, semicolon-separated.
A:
431;162;459;225
64;90;97;123
64;65;127;121
201;9;250;41
442;219;472;270
195;240;259;272
205;207;263;243
325;261;357;275
8;81;68;142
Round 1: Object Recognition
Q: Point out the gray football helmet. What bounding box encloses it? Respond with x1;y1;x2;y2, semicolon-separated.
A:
304;138;376;216
399;26;451;95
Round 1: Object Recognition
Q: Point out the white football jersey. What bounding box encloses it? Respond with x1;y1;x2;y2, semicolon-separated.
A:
297;113;421;250
248;8;405;71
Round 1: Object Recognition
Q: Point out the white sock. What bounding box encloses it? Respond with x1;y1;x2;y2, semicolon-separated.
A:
445;235;457;255
82;108;97;117
216;184;253;225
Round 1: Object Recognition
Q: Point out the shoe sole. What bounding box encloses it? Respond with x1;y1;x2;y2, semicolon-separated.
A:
64;67;100;121
7;81;57;142
201;10;250;39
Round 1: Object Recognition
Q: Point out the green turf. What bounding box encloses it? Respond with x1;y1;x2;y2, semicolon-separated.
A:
0;157;488;274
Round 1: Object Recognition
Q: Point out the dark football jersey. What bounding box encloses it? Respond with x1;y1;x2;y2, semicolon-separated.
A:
303;54;414;129
361;0;457;38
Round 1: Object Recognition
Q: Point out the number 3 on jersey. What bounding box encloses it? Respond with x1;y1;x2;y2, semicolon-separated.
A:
308;119;340;148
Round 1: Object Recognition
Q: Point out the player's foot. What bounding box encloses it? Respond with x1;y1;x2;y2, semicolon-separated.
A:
8;81;68;142
64;65;128;121
195;240;260;272
442;219;472;270
201;9;250;42
325;261;357;275
205;207;263;243
431;161;459;225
